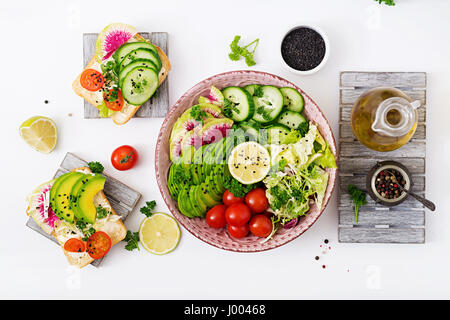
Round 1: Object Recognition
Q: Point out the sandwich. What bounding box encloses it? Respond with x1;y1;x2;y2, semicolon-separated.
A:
26;167;126;268
72;22;171;125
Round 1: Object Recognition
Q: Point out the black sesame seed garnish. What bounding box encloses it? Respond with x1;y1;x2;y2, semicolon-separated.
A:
281;27;326;71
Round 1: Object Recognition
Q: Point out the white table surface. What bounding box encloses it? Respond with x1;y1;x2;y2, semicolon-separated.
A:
1;0;450;300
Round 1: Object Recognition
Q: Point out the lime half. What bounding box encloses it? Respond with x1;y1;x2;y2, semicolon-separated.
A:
19;116;57;154
139;213;180;255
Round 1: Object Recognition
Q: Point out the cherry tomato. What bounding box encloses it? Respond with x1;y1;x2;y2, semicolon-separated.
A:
261;211;274;219
111;145;138;171
80;69;104;91
249;215;273;238
86;231;111;260
227;224;249;239
223;190;244;206
225;203;251;227
206;204;227;229
64;238;86;253
104;88;124;111
245;188;269;214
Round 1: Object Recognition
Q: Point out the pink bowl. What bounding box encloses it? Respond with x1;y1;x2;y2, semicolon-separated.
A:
155;70;337;252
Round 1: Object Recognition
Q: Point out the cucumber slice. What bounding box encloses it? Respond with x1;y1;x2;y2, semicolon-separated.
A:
238;121;260;141
276;110;307;130
222;86;254;122
119;48;161;72
114;41;158;64
121;66;158;105
252;86;284;124
244;84;262;96
280;87;304;113
118;58;157;87
262;124;291;145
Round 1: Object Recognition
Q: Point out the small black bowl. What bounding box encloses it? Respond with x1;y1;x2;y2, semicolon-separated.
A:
366;160;413;207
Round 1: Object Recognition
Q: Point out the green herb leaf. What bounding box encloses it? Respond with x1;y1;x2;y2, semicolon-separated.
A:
228;35;260;67
123;230;140;251
256;106;272;121
140;200;157;217
223;176;258;198
348;184;367;223
253;85;264;98
88;161;104;174
96;206;111;219
375;0;395;5
190;105;208;125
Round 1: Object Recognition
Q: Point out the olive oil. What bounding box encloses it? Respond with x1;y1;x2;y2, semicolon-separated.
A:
351;87;419;152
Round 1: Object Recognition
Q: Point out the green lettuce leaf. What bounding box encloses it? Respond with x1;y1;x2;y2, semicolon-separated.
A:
314;143;337;169
96;102;116;118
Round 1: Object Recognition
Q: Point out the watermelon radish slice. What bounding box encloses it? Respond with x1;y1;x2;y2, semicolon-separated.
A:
198;86;224;107
27;180;60;234
95;23;138;63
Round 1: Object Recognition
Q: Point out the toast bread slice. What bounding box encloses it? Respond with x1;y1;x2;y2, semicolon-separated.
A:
72;33;171;125
26;167;127;268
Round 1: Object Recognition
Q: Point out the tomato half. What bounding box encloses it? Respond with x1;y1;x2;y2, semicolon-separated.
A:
80;69;105;92
245;188;269;214
64;238;86;253
249;215;273;238
227;224;249;239
223;190;244;206
111;145;138;171
104;88;124;111
86;231;111;260
206;204;227;229
225;203;251;227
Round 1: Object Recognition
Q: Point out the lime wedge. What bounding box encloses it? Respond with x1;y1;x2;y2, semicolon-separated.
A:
19;116;57;154
139;213;180;255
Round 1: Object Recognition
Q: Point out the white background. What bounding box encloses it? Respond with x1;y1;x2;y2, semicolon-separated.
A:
1;0;449;299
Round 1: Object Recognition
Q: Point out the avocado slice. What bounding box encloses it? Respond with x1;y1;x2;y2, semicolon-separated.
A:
177;185;195;218
214;139;225;164
168;164;180;200
199;182;220;208
194;184;211;212
204;176;222;202
75;175;106;224
49;172;72;215
210;170;224;196
70;174;99;221
189;185;206;218
54;172;85;223
190;164;201;185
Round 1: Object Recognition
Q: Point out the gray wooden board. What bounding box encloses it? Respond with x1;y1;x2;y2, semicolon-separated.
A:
338;71;427;244
26;153;142;267
82;32;169;119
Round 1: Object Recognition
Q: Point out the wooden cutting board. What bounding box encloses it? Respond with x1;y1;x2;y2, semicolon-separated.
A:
82;32;169;119
26;153;141;267
338;71;427;244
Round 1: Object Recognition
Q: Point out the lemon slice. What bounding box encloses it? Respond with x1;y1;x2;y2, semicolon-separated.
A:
228;141;271;184
139;213;180;255
19;116;57;154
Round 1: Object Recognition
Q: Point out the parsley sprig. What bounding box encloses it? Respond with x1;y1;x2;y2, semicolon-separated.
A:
140;200;157;217
96;206;111;219
123;200;158;251
223;176;258;198
222;98;240;119
88;161;104;174
375;0;395;5
124;231;140;251
190;105;208;125
228;35;260;67
348;184;367;223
